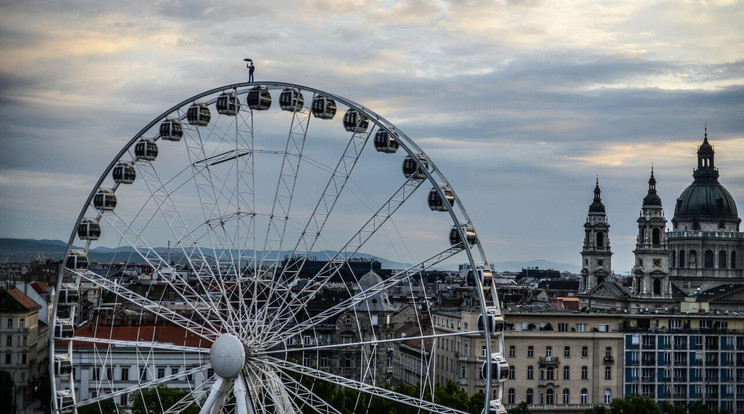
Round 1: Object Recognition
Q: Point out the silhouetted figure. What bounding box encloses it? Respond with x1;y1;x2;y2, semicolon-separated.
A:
248;62;255;82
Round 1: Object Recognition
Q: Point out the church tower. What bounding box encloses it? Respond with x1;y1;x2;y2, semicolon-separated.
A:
632;168;671;298
581;179;613;292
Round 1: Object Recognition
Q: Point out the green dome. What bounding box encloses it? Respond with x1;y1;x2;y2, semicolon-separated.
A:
674;180;739;221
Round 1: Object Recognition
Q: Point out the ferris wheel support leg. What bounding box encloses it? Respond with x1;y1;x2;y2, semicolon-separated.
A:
199;377;230;414
233;375;253;414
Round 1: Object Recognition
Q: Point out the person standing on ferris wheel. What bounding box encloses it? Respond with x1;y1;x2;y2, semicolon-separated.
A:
246;59;255;82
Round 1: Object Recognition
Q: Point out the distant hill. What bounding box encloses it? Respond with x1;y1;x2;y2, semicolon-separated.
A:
0;238;579;273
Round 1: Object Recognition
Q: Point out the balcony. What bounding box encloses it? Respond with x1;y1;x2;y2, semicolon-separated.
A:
603;356;615;364
538;356;559;365
642;376;655;383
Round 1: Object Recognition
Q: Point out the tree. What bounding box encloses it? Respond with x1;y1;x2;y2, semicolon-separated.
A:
130;385;198;414
609;396;658;414
508;401;533;414
0;371;16;414
77;398;116;414
585;406;608;414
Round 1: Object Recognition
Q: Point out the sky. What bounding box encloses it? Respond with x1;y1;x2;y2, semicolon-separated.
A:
0;0;743;273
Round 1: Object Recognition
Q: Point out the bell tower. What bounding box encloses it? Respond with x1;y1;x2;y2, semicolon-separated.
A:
581;178;613;292
632;168;671;297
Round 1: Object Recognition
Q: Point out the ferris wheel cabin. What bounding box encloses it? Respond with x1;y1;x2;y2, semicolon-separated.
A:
477;311;505;334
65;250;88;270
217;91;240;115
135;139;158;161
342;109;369;133
113;162;136;184
54;355;73;376
481;353;509;384
77;218;100;240
54;319;75;339
402;153;428;180
485;400;509;414
279;87;305;111
311;95;337;119
450;222;477;246
428;186;455;212
187;103;211;126
59;283;80;305
94;189;117;212
248;86;272;111
56;390;74;413
159;118;183;141
373;130;399;153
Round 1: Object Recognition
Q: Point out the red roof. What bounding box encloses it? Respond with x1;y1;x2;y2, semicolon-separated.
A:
31;282;49;294
70;323;212;349
4;288;41;311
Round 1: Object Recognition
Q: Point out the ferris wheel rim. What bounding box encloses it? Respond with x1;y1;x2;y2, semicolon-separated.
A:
50;81;502;414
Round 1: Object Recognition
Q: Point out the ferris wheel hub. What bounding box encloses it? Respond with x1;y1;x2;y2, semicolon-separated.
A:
210;334;246;379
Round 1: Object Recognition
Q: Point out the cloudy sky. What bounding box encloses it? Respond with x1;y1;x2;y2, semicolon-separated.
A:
1;0;743;273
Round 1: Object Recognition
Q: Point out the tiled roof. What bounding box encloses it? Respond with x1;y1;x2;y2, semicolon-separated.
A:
31;282;49;294
71;323;212;349
1;288;41;312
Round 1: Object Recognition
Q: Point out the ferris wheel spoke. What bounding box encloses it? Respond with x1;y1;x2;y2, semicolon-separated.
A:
274;369;343;414
264;356;469;414
198;377;233;414
71;363;210;409
161;377;214;414
275;123;375;284
265;244;462;346
248;363;303;414
69;268;218;340
257;177;425;342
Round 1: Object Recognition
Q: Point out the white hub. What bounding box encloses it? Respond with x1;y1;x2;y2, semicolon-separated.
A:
210;334;246;379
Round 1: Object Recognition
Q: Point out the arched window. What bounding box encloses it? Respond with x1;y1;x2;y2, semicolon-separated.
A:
508;388;515;404
547;366;555;380
526;388;534;404
719;250;727;269
733;251;737;269
654;279;662;295
671;250;676;268
640;228;645;244
546;388;555;404
652;228;660;246
581;388;588;404
680;250;686;268
604;389;612;404
705;250;714;268
563;365;570;379
563;388;570;404
597;232;604;248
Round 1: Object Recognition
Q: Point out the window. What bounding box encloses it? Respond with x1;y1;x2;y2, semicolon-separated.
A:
563;388;570;404
527;366;534;380
581;366;588;380
719;251;727;269
5;336;10;347
581;388;588;404
652;228;660;245
508;388;515;404
547;366;555;380
705;250;714;268
605;347;612;358
508;366;515;379
526;389;534;404
680;250;686;268
120;393;127;406
563;365;570;379
604;389;612;404
22;336;26;346
121;367;129;381
546;388;554;404
19;319;25;328
171;367;179;377
139;367;147;381
528;346;534;358
320;355;329;368
605;366;611;380
106;367;112;380
599;324;609;332
672;250;676;267
558;323;569;332
582;346;589;358
207;368;214;380
509;345;515;358
577;323;587;332
7;319;12;329
5;354;10;364
546;346;553;357
597;231;604;247
158;367;165;379
733;251;737;269
564;346;571;357
93;367;100;380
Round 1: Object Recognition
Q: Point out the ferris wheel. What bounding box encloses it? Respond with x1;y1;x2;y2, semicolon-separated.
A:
49;82;508;414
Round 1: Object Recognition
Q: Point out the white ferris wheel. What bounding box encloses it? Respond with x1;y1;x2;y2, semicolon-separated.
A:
50;82;508;414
